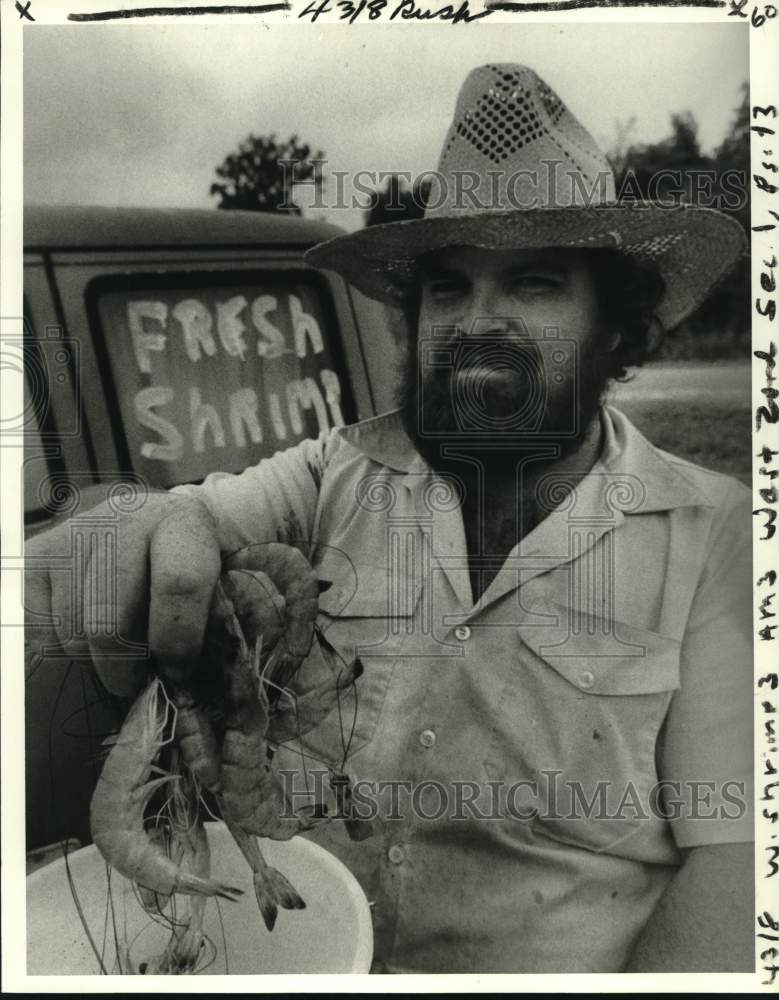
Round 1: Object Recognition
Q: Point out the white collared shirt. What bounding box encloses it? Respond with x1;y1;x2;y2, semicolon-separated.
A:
178;405;753;973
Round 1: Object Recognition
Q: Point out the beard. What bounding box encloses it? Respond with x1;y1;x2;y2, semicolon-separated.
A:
396;331;615;477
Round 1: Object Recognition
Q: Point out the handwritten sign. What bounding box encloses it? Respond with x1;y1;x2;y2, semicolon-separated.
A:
96;277;349;487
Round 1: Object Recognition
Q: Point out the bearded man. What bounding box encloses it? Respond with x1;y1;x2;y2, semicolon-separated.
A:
26;64;753;973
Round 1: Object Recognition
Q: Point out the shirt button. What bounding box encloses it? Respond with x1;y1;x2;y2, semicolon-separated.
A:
454;625;471;641
419;729;436;748
387;845;405;865
579;671;595;690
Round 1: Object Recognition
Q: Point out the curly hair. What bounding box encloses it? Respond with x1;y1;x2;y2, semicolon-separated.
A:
398;247;666;382
587;249;666;380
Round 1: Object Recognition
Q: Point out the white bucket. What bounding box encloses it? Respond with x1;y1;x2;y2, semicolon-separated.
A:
26;822;373;975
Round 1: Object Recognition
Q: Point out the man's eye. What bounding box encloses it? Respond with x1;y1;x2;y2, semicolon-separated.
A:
511;274;562;292
425;277;465;297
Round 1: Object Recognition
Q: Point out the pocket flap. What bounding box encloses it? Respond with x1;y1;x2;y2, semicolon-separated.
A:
314;546;420;618
518;607;681;696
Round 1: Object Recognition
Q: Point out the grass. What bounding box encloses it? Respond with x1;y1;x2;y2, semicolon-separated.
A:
616;400;752;487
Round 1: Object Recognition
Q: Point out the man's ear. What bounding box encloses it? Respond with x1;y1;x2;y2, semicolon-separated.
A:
607;330;622;352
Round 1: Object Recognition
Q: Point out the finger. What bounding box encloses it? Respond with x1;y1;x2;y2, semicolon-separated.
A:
48;568;91;657
24;566;65;670
84;511;153;696
148;500;221;684
27;525;100;704
24;524;77;662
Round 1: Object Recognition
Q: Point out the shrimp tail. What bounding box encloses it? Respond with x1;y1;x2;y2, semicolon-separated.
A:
226;820;305;931
253;865;306;932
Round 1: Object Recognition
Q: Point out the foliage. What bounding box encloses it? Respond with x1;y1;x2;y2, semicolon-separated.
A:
211;133;325;214
610;83;750;360
364;175;431;227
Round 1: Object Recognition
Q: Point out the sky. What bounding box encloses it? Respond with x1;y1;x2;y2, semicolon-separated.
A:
24;22;748;232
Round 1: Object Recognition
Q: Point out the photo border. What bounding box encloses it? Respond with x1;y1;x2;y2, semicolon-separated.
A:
1;2;776;991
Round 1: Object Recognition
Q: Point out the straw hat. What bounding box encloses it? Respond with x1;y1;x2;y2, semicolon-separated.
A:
305;64;747;330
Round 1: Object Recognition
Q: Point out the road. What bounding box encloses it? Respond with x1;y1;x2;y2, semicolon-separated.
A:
609;361;750;406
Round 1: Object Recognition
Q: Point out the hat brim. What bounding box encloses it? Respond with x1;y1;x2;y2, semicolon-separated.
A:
305;204;747;331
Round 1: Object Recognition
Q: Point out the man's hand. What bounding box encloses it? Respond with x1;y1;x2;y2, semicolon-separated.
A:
625;841;754;972
25;491;221;697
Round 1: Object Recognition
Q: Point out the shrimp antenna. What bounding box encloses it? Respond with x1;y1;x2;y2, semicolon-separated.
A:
260;674;296;709
155;677;179;749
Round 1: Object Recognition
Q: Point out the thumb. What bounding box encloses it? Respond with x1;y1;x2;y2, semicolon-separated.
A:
148;499;221;684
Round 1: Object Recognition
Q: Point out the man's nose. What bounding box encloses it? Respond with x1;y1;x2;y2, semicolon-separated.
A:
462;283;521;338
465;313;512;338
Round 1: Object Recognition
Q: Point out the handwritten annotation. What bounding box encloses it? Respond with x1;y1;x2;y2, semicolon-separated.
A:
299;0;492;22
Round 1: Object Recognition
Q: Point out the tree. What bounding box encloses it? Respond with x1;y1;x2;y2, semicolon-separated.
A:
612;110;713;203
713;81;750;234
694;82;751;349
210;133;325;214
610;115;638;177
364;174;431;227
714;82;749;170
608;89;750;357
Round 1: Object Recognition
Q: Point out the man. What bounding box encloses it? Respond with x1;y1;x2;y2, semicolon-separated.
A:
26;65;753;973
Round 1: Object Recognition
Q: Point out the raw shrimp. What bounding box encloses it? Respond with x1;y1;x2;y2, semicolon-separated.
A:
226;568;286;657
217;579;309;931
222;566;368;843
100;541;360;938
220;569;362;743
224;541;320;689
170;684;221;796
89;677;242;902
169;563;363;931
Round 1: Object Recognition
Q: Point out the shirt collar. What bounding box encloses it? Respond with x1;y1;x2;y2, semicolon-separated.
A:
336;405;710;514
598;405;710;513
337;409;428;477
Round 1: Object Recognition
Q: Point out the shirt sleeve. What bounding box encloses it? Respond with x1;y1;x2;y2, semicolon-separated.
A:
171;429;336;555
657;480;754;849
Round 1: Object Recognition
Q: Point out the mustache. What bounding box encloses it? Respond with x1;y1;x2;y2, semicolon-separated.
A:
395;330;615;467
427;341;544;386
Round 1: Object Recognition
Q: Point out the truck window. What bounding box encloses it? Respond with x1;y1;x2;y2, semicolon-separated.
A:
86;271;355;488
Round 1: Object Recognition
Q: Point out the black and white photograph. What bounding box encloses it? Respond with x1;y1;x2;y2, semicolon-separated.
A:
2;3;776;988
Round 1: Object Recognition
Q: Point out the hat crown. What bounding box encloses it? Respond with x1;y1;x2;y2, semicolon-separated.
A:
427;63;616;216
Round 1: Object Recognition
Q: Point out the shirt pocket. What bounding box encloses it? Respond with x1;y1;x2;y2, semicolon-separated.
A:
281;550;419;767
483;616;681;856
